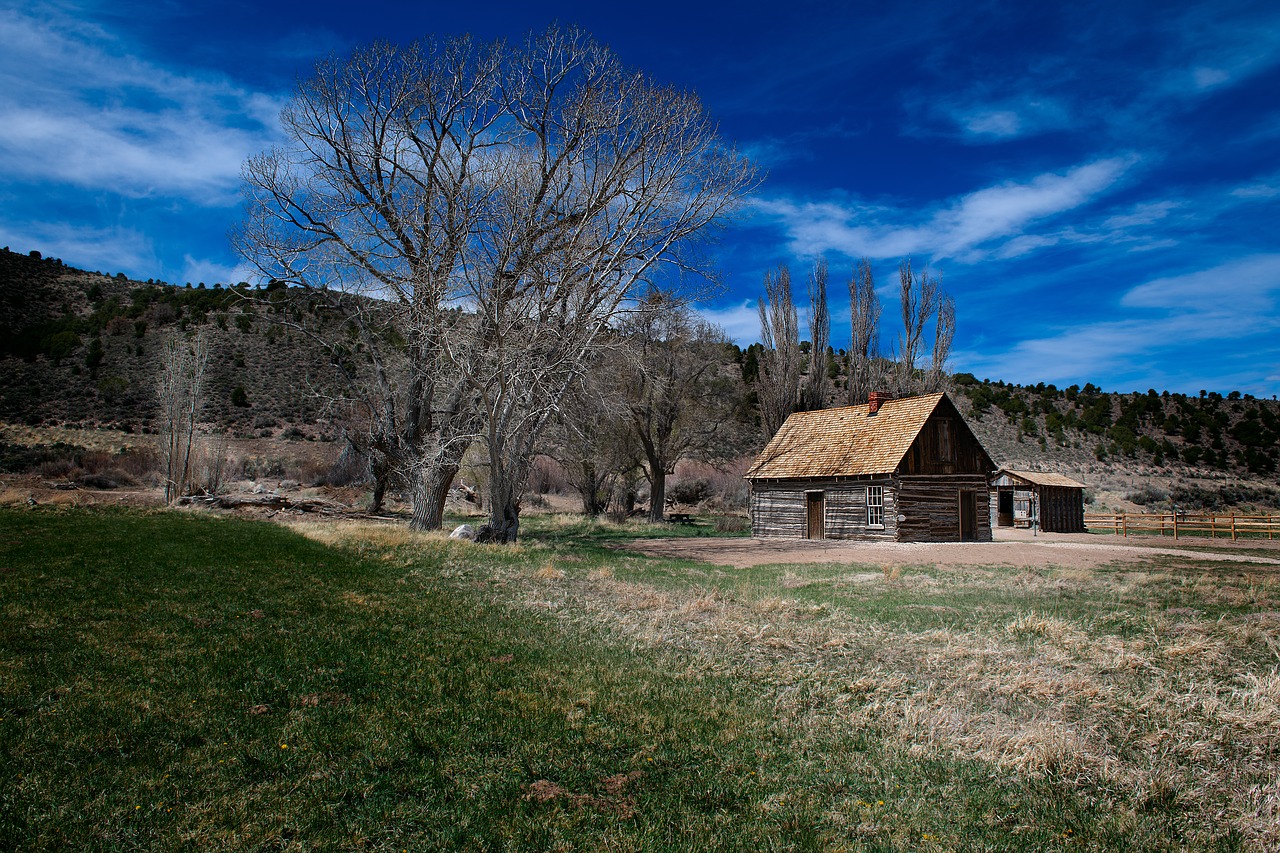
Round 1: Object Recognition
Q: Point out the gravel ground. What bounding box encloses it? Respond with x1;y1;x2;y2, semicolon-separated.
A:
624;527;1280;568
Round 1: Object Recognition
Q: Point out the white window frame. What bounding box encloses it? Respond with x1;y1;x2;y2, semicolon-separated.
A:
867;485;884;528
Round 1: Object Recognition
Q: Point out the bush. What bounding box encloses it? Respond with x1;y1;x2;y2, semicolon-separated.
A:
668;477;713;506
1125;486;1169;506
713;515;749;533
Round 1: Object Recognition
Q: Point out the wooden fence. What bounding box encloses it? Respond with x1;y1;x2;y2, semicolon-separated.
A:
1084;512;1279;540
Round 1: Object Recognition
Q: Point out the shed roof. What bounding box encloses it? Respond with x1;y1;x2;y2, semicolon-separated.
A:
745;392;947;480
997;469;1086;488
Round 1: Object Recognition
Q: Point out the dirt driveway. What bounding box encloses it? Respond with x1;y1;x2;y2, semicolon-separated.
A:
623;527;1280;569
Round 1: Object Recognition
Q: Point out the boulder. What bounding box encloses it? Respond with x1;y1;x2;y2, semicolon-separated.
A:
449;524;476;541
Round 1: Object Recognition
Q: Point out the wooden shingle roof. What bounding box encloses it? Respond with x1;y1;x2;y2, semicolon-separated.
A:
745;392;947;480
998;469;1086;488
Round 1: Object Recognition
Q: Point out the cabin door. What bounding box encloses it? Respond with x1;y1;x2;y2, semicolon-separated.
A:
959;491;978;541
997;489;1014;527
806;491;825;540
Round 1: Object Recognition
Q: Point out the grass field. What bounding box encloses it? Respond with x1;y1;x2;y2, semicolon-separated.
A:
2;508;1277;851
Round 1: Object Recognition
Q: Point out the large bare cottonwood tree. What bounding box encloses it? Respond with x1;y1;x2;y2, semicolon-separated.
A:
236;28;757;538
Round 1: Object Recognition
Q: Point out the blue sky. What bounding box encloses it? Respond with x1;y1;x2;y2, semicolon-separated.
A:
2;0;1278;396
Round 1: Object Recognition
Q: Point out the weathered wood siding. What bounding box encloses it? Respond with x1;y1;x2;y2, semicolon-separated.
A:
1039;486;1085;533
750;480;897;540
897;474;992;542
900;396;991;476
987;482;1086;532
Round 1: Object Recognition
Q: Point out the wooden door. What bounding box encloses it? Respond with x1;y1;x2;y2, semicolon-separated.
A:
997;489;1014;527
959;491;977;541
806;492;825;540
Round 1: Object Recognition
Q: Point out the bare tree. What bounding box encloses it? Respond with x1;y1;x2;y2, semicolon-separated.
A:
236;28;757;540
897;258;941;379
546;366;637;516
756;265;801;438
847;258;883;404
803;257;830;411
620;290;732;522
926;294;956;392
157;331;208;504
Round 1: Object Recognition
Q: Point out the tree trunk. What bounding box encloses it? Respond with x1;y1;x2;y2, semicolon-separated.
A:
487;468;522;543
485;429;529;543
368;451;391;513
410;461;457;531
648;465;667;523
578;460;604;516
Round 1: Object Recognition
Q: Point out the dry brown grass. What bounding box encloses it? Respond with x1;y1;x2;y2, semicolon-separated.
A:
475;549;1280;849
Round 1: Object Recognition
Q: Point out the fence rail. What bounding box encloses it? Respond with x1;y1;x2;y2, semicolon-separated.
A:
1084;512;1279;540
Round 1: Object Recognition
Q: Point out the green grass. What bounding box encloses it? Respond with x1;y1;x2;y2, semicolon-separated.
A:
2;508;1273;850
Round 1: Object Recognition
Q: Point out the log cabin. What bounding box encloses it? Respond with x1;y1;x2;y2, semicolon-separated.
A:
989;469;1086;533
745;391;995;542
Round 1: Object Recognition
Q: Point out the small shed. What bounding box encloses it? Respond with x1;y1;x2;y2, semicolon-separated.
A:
989;469;1086;533
745;392;995;542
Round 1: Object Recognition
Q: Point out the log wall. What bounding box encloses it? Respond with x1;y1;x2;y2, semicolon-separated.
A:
750;479;898;540
896;474;992;542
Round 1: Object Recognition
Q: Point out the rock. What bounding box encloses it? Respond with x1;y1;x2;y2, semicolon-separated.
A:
279;479;300;490
252;483;268;494
449;524;476;541
474;523;499;544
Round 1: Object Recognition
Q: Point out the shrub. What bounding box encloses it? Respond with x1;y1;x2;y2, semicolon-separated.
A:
1125;486;1168;506
668;477;713;505
713;515;749;533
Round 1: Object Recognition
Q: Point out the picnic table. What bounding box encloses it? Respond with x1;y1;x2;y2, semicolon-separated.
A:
667;512;695;525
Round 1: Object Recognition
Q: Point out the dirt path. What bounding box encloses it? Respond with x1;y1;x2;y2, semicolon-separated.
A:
622;528;1280;569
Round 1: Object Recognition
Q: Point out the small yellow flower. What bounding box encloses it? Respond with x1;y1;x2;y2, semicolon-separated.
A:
280;743;288;749
877;800;884;806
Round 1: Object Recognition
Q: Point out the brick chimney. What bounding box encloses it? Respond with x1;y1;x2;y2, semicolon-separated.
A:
867;391;892;415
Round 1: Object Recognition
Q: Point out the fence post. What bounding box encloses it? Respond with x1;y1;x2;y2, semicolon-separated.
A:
1122;514;1128;538
1231;514;1237;541
1172;512;1178;541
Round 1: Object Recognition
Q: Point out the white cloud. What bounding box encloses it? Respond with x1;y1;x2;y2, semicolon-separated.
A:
179;254;256;287
1231;182;1280;200
944;96;1072;142
753;156;1135;263
0;8;283;204
697;299;761;345
1121;253;1280;311
1102;201;1179;229
0;220;157;277
958;254;1280;392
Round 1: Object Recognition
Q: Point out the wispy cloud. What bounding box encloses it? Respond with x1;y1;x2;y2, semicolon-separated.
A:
1121;254;1280;312
957;254;1280;393
0;6;283;204
0;219;157;277
754;156;1135;262
179;254;255;287
697;299;760;345
918;90;1074;142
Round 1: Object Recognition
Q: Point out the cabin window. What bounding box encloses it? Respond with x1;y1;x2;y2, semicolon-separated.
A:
867;485;884;528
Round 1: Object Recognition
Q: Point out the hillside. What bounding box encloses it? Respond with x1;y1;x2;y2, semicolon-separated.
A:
3;245;1279;513
0;247;346;439
950;374;1280;512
